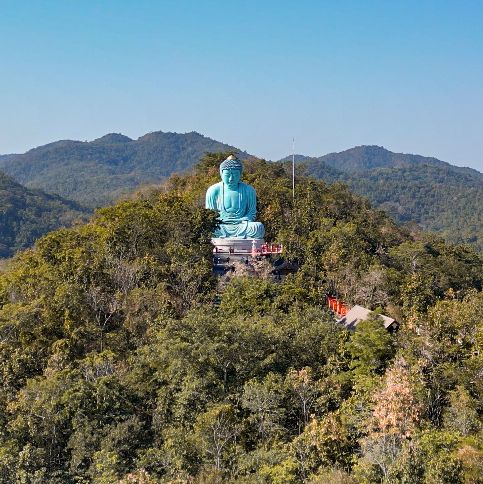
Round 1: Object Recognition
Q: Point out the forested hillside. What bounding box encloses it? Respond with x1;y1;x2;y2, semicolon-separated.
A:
0;170;90;258
0;132;247;208
283;146;483;251
345;165;482;250
2;135;481;253
315;145;478;175
0;154;16;163
0;153;481;482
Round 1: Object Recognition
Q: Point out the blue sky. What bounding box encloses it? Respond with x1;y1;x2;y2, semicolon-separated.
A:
1;0;483;170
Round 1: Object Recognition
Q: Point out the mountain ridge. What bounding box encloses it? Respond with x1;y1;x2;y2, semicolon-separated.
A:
0;131;249;207
0;170;90;258
0;133;481;251
279;145;481;176
280;146;482;250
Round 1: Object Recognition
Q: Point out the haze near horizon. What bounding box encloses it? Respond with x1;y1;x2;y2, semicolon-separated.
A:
1;1;482;171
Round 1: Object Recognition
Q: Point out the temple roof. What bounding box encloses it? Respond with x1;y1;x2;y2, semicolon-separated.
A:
337;305;396;330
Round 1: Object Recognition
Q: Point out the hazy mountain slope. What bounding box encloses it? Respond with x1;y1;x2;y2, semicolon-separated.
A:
2;134;481;251
317;145;480;176
347;165;483;249
0;131;248;207
0;154;18;164
0;171;90;257
286;146;483;251
279;155;346;183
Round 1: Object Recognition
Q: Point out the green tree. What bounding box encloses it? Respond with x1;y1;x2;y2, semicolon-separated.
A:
242;373;286;441
346;313;395;376
443;386;480;436
193;403;240;473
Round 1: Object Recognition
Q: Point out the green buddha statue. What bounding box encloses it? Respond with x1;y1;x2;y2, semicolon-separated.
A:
206;155;265;239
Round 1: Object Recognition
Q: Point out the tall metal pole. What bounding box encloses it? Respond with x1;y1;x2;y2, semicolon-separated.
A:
292;137;295;201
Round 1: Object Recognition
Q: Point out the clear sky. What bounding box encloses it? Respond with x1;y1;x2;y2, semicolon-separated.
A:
1;0;483;170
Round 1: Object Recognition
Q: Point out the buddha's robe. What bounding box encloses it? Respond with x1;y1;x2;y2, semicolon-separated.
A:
205;181;265;239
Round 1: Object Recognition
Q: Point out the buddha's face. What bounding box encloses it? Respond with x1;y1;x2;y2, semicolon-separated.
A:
221;168;241;188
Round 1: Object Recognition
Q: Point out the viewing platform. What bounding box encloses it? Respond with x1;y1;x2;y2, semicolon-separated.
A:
212;238;283;260
212;238;284;277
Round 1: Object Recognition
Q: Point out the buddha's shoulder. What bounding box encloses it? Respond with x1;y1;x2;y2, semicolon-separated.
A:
206;181;223;194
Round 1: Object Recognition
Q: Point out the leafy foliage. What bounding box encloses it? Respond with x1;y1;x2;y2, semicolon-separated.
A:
0;170;90;258
3;135;482;254
293;145;483;251
0;131;247;208
0;153;481;482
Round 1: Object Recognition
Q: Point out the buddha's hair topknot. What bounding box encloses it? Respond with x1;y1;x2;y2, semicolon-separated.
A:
220;155;243;173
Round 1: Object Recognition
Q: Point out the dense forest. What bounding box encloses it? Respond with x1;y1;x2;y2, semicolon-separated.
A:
1;134;481;254
0;132;246;208
343;165;482;250
303;145;478;174
288;146;483;251
0;170;90;258
0;153;481;483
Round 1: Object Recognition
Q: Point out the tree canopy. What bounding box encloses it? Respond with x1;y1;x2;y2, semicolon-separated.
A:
0;153;481;482
0;171;90;258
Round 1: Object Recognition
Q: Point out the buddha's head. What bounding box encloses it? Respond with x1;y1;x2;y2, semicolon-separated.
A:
220;155;242;188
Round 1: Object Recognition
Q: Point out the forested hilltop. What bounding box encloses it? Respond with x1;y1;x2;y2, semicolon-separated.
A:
0;170;90;258
0;153;481;483
0;132;247;208
280;145;483;251
2;134;481;253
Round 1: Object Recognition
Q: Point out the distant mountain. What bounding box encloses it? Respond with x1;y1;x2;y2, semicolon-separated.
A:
281;145;479;174
319;145;479;175
280;146;483;251
0;171;90;258
0;131;248;208
0;154;17;163
1;134;482;252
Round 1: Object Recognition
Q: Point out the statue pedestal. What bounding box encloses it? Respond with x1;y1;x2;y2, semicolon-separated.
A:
212;238;264;259
211;238;284;276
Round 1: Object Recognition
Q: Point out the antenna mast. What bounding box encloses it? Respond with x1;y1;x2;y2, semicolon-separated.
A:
292;137;295;201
